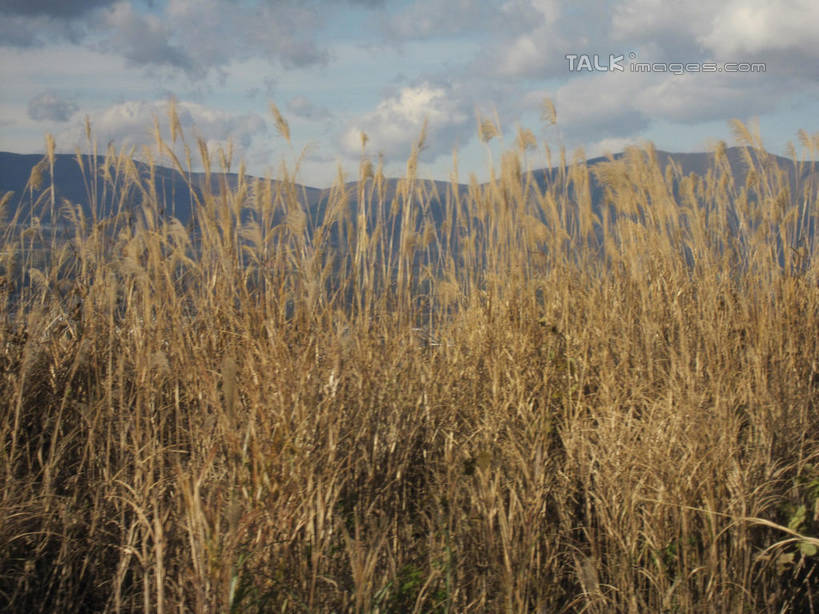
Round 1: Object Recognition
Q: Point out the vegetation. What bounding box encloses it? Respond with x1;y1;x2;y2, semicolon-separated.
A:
1;109;818;612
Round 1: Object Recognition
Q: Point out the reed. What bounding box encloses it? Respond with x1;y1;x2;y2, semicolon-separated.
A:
0;113;818;612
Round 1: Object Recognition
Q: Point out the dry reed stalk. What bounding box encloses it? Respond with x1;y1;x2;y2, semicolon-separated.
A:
0;117;817;612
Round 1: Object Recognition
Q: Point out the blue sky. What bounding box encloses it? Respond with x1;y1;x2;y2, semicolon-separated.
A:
1;0;817;187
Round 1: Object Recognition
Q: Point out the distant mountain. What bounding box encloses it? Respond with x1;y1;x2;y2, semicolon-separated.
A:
529;146;818;204
0;152;326;227
1;147;816;233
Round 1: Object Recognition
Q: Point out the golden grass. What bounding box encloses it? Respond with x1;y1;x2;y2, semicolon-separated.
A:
0;116;818;613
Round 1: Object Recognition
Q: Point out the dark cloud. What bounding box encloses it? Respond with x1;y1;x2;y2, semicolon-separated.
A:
287;95;330;120
0;11;87;47
6;0;817;172
277;38;328;69
101;3;196;74
378;0;541;43
2;0;333;75
27;91;79;122
0;0;116;18
0;15;40;46
138;0;330;77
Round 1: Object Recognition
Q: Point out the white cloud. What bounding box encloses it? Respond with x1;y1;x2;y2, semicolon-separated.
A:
341;83;470;160
2;0;818;186
611;0;819;69
585;136;642;159
701;0;819;58
27;91;79;122
497;35;543;77
475;0;594;79
56;99;269;163
525;64;783;149
611;0;710;49
543;71;655;135
643;72;777;123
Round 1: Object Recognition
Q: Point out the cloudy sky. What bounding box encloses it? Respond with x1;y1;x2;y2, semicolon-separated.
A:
1;0;817;186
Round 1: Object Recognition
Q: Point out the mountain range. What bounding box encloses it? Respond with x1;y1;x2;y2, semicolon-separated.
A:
1;147;817;233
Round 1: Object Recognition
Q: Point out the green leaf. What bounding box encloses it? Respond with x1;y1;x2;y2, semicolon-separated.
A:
799;541;818;557
788;504;807;532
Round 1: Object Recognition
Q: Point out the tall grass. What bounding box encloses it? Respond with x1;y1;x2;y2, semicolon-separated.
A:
1;112;818;612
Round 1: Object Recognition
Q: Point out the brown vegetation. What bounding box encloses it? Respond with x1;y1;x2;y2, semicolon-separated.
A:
1;113;818;612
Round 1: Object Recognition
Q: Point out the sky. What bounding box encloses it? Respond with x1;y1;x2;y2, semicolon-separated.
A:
0;0;817;187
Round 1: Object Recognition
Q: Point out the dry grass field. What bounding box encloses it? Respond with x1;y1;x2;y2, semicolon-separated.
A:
1;112;818;612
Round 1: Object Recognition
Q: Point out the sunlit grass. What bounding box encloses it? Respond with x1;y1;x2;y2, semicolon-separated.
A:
1;109;818;612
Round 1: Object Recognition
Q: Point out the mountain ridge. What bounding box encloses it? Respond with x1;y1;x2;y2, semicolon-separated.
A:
2;147;817;229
